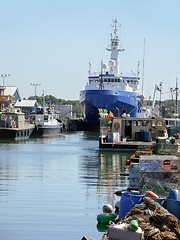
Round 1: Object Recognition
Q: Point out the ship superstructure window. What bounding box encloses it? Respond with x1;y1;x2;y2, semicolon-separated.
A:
104;78;107;82
157;121;163;127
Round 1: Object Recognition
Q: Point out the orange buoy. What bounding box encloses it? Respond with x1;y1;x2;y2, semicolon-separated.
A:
146;191;159;198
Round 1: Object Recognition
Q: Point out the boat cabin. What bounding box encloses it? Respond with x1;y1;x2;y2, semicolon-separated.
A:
100;116;167;143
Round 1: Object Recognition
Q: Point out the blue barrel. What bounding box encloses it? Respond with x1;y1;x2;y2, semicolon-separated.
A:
169;189;180;200
165;198;180;220
119;191;144;218
140;132;144;141
144;132;149;142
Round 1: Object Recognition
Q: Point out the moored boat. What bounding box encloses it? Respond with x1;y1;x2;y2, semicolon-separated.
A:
79;19;142;130
0;107;35;140
30;107;63;137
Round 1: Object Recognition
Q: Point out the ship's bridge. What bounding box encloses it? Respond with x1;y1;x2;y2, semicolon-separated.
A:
87;74;139;92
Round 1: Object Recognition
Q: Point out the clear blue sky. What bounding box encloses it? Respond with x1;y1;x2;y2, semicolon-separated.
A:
0;0;180;101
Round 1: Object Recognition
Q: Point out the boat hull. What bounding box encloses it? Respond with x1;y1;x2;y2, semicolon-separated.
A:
31;124;62;137
0;126;34;140
80;90;141;127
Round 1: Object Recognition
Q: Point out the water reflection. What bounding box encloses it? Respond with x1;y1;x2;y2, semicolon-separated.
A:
79;148;132;207
0;132;134;240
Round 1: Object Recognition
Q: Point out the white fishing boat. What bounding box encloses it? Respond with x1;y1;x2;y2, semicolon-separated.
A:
30;107;63;137
0;107;35;140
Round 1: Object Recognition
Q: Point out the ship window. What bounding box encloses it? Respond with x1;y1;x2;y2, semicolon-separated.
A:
115;42;118;46
152;121;156;127
115;79;117;82
157;121;162;127
142;121;148;126
108;79;110;82
112;79;114;82
134;121;137;126
44;115;48;121
104;78;107;82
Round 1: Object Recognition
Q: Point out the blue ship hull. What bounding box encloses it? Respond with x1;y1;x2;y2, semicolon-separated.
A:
80;90;141;126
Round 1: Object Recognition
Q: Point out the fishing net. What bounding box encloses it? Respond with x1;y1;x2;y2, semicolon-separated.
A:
139;155;180;197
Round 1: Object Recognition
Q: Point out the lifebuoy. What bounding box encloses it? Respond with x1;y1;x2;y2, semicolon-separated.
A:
113;122;120;130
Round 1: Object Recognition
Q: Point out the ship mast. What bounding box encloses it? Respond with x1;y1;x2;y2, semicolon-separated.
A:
106;19;124;75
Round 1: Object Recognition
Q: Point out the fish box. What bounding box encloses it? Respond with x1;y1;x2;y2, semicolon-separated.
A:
108;223;143;240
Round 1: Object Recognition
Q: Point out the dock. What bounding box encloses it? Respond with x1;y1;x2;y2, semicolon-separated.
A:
99;139;153;151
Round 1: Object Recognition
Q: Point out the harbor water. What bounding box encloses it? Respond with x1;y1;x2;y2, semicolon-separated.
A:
0;132;131;240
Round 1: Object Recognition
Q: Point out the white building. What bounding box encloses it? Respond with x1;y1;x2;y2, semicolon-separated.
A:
56;104;73;119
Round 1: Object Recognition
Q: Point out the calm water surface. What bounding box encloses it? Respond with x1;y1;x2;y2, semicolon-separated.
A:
0;132;132;240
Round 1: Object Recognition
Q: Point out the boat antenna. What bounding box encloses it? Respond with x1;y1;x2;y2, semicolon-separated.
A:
88;62;91;76
137;61;140;79
99;61;104;90
142;38;145;97
175;78;178;118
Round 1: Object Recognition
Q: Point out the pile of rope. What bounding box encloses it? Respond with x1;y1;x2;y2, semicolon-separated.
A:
103;197;180;240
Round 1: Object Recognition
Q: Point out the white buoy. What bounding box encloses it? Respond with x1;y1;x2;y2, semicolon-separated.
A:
102;204;113;213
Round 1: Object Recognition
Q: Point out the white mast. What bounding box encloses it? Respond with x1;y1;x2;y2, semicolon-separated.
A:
106;19;124;75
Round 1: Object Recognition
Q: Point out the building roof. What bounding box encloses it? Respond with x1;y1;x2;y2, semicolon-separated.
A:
15;99;37;108
4;86;21;99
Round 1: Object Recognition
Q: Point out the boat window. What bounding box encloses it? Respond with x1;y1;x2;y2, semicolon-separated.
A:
104;78;107;82
44;115;48;121
134;121;137;126
32;116;35;121
157;121;163;127
142;121;148;126
21;131;23;137
138;121;141;126
177;121;180;126
169;120;175;125
126;121;130;126
152;121;156;127
111;79;114;82
108;79;110;82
